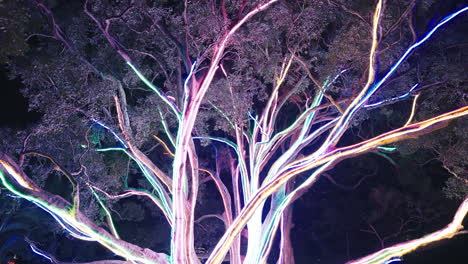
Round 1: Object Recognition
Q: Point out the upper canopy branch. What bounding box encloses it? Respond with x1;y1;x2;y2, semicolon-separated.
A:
113;96;173;190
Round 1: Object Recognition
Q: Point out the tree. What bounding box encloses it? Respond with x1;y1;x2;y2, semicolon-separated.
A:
0;0;467;263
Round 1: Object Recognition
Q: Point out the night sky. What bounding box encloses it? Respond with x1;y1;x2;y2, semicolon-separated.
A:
0;71;40;128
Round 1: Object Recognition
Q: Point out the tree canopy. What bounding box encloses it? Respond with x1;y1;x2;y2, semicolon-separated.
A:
0;0;467;263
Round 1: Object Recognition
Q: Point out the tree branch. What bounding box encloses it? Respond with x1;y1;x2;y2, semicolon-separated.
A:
348;196;468;264
0;153;169;264
206;106;468;264
113;96;173;190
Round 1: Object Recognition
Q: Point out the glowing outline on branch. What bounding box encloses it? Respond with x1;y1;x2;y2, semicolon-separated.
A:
329;6;468;146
